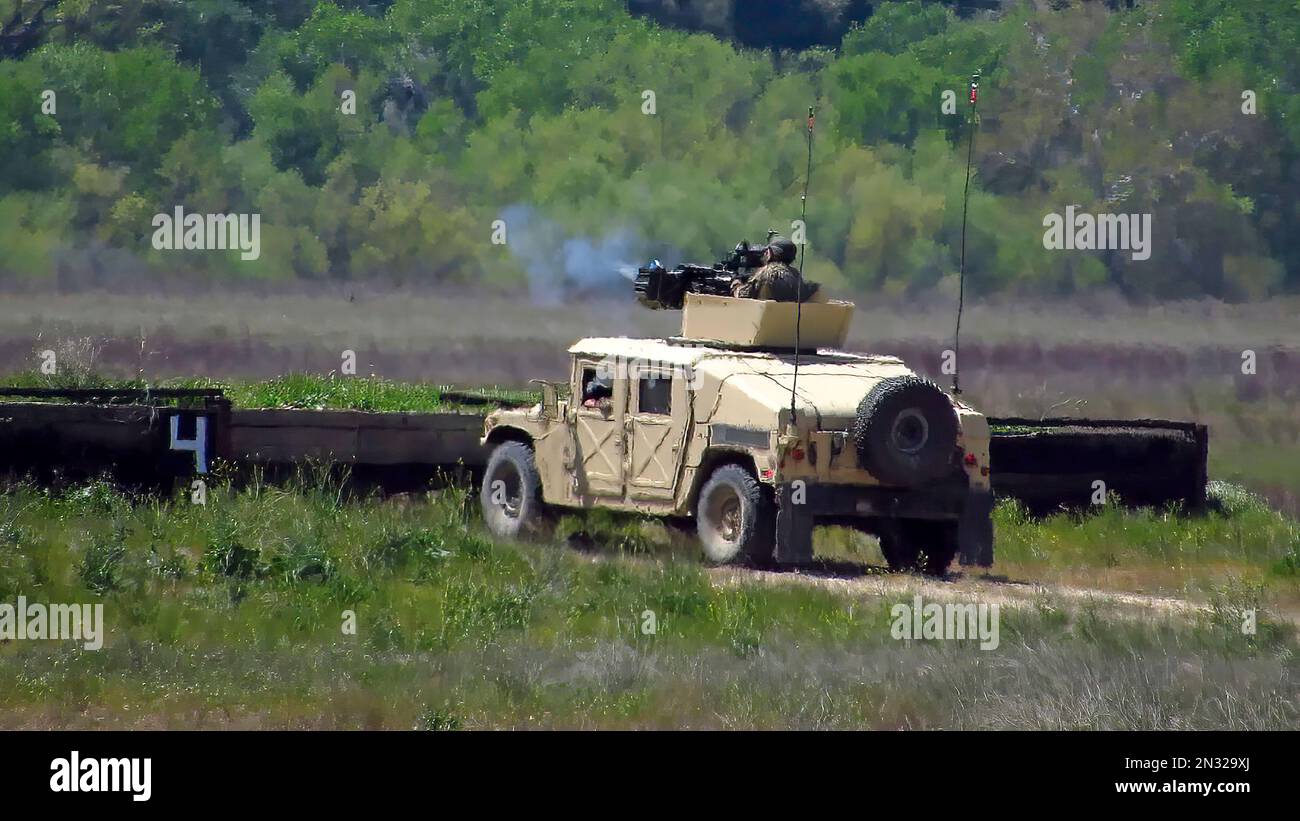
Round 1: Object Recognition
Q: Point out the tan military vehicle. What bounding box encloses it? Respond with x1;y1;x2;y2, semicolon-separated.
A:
479;293;994;574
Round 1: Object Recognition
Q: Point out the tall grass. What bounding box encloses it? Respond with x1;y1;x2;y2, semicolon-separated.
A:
994;485;1299;569
0;476;1296;729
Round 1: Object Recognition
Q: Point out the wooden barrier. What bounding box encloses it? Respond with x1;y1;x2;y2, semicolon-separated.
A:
0;394;1209;514
228;409;488;466
0;400;490;484
988;417;1210;512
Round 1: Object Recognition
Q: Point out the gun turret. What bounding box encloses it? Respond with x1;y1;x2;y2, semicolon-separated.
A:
634;240;767;310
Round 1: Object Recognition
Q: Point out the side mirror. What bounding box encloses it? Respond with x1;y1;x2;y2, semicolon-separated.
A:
530;379;559;421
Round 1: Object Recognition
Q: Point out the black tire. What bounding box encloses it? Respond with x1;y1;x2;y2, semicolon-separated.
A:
852;376;959;487
695;464;775;565
878;519;959;576
480;441;545;539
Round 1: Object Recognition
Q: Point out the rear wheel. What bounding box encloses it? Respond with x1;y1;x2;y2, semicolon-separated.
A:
480;441;545;539
878;519;959;576
695;464;775;565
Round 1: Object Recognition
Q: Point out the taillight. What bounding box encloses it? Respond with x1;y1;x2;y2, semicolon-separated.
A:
963;452;977;466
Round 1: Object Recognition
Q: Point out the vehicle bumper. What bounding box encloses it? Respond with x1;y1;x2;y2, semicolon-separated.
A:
773;480;994;567
785;480;973;519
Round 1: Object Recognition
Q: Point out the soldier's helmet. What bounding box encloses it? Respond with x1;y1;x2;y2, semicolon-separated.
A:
767;235;798;264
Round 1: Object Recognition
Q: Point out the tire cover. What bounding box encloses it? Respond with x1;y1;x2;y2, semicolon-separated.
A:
852;376;959;486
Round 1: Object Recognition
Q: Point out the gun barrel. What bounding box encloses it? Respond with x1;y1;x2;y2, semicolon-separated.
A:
634;263;738;309
634;264;681;309
632;240;765;309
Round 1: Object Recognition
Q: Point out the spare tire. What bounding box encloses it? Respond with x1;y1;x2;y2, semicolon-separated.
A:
852;376;959;487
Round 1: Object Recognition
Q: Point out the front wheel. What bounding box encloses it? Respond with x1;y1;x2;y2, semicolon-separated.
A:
695;464;775;564
480;441;545;539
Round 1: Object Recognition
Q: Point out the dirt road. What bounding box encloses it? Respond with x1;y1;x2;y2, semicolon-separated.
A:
707;562;1212;621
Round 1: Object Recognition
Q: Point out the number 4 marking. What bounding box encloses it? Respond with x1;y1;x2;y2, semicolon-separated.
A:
170;415;209;474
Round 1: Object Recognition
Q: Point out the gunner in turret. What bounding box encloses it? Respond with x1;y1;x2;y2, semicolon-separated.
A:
730;235;803;301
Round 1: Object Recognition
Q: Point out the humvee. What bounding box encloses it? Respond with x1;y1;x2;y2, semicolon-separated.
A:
479;293;994;574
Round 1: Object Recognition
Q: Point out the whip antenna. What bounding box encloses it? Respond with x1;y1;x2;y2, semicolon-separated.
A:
953;72;980;396
790;105;815;424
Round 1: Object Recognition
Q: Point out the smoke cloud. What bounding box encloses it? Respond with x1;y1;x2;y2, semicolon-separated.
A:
499;204;648;305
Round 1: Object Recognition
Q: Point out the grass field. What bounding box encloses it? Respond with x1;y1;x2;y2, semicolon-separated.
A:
1;290;1297;728
0;475;1297;729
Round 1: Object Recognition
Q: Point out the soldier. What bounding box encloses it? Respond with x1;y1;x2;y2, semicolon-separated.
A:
731;235;805;301
581;374;613;413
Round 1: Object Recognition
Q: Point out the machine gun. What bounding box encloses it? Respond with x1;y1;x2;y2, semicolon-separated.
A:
634;239;769;310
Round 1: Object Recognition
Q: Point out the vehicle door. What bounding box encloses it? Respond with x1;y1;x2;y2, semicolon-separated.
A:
570;361;624;496
626;366;688;501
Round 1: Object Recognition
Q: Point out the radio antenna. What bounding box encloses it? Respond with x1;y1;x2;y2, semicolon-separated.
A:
790;105;815;424
953;72;980;396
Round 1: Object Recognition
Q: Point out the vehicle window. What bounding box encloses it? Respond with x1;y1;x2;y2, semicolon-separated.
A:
637;374;672;415
578;365;614;412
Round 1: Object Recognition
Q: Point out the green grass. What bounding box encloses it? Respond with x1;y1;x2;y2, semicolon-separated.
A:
988;423;1052;435
0;371;539;412
0;475;1297;729
993;483;1300;573
1211;440;1300;494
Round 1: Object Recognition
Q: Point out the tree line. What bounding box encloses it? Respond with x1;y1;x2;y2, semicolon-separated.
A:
0;0;1295;301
